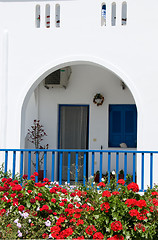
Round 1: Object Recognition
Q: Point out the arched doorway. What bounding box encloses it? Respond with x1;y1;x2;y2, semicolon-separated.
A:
21;60;139;181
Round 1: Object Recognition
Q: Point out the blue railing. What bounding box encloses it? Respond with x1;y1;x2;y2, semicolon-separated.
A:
1;149;157;192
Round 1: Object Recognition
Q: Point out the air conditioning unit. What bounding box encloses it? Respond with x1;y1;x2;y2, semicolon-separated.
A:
44;67;71;89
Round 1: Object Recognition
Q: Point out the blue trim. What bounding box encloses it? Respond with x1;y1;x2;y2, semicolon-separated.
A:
108;152;111;183
141;153;144;190
5;151;8;173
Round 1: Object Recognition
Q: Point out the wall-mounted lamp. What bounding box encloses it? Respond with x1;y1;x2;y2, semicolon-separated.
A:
121;81;126;90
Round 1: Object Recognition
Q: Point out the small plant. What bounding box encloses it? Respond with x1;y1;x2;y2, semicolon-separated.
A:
27;119;48;170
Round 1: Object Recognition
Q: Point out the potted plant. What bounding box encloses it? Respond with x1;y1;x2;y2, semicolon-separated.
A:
119;169;124;179
27;120;48;181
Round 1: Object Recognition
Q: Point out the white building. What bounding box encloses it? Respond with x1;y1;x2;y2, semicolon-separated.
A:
0;0;158;188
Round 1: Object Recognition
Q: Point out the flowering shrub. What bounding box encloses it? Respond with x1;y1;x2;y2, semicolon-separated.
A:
0;172;158;239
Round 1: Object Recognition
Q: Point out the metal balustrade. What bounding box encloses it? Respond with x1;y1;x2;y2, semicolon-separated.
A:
1;149;157;192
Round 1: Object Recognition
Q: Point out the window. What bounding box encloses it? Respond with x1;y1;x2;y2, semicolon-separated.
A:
46;4;50;28
122;2;127;25
101;3;106;26
35;5;40;28
56;4;60;28
111;3;116;26
109;105;137;148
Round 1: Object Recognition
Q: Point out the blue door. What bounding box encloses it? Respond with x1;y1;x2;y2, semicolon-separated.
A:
109;105;137;148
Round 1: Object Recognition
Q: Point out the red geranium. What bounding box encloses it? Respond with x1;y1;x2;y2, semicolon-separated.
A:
102;190;111;198
111;221;123;232
100;202;110;212
127;182;139;192
136;199;147;208
117;179;125;185
33;172;39;176
93;232;104;239
85;225;97;235
18;205;25;212
97;182;106;188
129;209;139;217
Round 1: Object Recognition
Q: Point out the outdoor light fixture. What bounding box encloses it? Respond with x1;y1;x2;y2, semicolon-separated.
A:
121;81;126;90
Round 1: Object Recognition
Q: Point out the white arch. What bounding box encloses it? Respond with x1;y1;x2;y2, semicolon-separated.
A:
20;56;142;147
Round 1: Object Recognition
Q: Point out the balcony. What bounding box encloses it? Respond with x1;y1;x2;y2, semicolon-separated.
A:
1;149;157;192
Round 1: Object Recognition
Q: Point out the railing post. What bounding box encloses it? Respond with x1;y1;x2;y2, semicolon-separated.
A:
99;152;103;183
83;152;86;186
20;151;24;179
116;152;119;182
75;152;78;183
44;151;47;179
12;151;16;179
59;152;63;185
51;151;55;183
108;152;111;183
150;153;153;189
124;152;127;181
133;152;136;182
67;152;71;184
5;151;8;173
28;151;31;180
36;152;39;182
141;153;144;190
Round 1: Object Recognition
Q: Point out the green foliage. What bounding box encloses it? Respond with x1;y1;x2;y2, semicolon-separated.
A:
0;171;157;239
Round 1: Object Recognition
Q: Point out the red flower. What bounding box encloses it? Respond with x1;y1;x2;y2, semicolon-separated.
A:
97;182;106;188
2;178;7;182
51;198;56;203
40;205;49;211
125;199;137;207
51;225;61;234
107;235;124;240
12;184;22;192
59;202;64;207
74;213;81;219
43;178;49;182
27;190;32;194
0;209;6;216
100;202;110;212
93;232;104;239
111;221;123;232
22;174;28;179
136;200;147;208
117;179;125;185
33;172;39;176
102;190;111;198
112;191;120;195
38;193;42;197
151;191;158;196
129;209;139;217
42;233;49;239
153;198;158;206
85;225;97;235
10;193;16;198
18;205;25;212
76;219;84;226
30;198;36;203
127;182;139;192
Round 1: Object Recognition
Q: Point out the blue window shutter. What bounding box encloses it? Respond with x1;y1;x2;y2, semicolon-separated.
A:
109;105;137;148
124;105;137;147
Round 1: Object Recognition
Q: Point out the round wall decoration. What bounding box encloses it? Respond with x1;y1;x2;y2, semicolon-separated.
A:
93;93;104;106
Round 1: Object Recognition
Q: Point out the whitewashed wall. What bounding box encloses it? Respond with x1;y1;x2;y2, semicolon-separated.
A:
0;0;158;186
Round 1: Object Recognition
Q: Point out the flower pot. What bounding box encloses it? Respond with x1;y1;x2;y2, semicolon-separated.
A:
38;170;44;182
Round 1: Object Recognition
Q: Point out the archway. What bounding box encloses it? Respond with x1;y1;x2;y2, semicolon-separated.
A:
20;58;140;180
